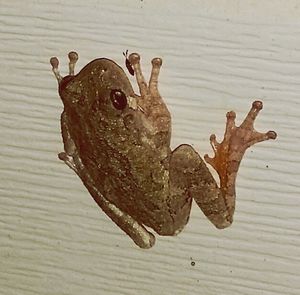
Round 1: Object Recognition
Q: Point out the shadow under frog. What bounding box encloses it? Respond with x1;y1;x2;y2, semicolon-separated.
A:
50;51;277;248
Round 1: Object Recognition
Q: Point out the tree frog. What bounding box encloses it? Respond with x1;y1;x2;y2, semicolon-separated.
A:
50;51;277;248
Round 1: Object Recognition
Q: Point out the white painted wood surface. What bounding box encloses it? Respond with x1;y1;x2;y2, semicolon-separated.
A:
1;1;299;294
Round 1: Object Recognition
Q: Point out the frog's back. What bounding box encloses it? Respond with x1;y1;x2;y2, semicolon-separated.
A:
61;56;176;234
73;119;174;233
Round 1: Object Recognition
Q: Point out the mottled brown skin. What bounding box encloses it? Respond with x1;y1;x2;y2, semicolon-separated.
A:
50;51;277;248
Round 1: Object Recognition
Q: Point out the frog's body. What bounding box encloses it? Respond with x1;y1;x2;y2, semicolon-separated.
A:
51;52;276;248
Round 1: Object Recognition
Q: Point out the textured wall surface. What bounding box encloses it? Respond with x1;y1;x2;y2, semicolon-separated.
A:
1;1;299;294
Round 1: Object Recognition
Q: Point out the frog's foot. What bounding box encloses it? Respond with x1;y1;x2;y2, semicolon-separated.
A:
128;53;148;96
50;51;79;83
128;53;162;97
58;152;78;173
204;101;277;218
128;53;170;130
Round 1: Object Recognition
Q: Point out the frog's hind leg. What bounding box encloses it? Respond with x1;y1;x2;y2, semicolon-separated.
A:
59;112;155;249
171;144;231;229
73;155;155;248
203;101;276;226
187;101;276;228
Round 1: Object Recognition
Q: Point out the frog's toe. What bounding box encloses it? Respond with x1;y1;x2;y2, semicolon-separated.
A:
128;53;140;65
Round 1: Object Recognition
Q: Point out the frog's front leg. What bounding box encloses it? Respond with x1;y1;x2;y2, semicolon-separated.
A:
59;112;155;248
178;102;277;228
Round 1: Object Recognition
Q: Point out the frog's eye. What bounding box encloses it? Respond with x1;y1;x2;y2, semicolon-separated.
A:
110;89;127;110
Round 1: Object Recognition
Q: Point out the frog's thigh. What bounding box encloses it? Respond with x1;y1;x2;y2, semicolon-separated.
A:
59;112;155;248
171;144;230;229
168;144;196;233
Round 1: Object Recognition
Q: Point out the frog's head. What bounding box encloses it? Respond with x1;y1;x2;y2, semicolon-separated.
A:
50;52;142;121
50;51;171;153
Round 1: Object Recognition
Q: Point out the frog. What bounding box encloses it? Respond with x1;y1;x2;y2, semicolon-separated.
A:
50;51;277;249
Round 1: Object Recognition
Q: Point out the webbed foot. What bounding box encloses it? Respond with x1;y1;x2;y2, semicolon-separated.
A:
204;101;277;218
